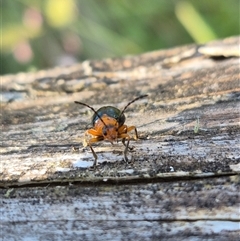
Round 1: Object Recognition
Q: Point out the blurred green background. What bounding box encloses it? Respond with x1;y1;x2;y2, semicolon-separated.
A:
1;0;239;75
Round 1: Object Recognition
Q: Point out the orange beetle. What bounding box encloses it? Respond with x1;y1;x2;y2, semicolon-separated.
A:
75;95;148;166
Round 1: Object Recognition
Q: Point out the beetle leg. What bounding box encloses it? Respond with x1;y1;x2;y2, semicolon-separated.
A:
83;129;99;147
83;129;104;166
118;125;127;133
118;125;138;139
118;133;131;162
119;125;138;153
88;136;104;166
87;128;101;136
126;126;138;140
89;144;98;166
121;137;133;151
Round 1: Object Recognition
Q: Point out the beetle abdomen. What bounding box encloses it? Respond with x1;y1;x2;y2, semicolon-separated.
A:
92;106;125;126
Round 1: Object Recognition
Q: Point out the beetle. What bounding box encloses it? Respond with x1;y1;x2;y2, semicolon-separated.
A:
75;95;148;166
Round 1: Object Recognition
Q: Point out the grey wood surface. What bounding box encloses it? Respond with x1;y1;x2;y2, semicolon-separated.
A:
1;36;239;240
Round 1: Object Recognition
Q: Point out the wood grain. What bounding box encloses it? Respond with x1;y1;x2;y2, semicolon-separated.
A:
1;36;239;240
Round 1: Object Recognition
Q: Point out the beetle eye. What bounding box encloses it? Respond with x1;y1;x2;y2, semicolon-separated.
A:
103;130;107;136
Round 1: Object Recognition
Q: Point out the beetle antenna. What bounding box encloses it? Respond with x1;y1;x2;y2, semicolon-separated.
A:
119;95;148;119
74;101;108;127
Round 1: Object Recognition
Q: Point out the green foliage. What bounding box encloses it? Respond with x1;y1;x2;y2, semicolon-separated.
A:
1;0;239;74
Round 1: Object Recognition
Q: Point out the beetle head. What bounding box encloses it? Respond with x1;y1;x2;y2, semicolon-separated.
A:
101;116;119;143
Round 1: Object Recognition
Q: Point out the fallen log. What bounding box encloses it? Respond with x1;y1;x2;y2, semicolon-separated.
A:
1;36;239;240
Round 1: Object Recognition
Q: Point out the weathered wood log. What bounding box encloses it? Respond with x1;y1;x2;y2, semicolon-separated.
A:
1;36;239;240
